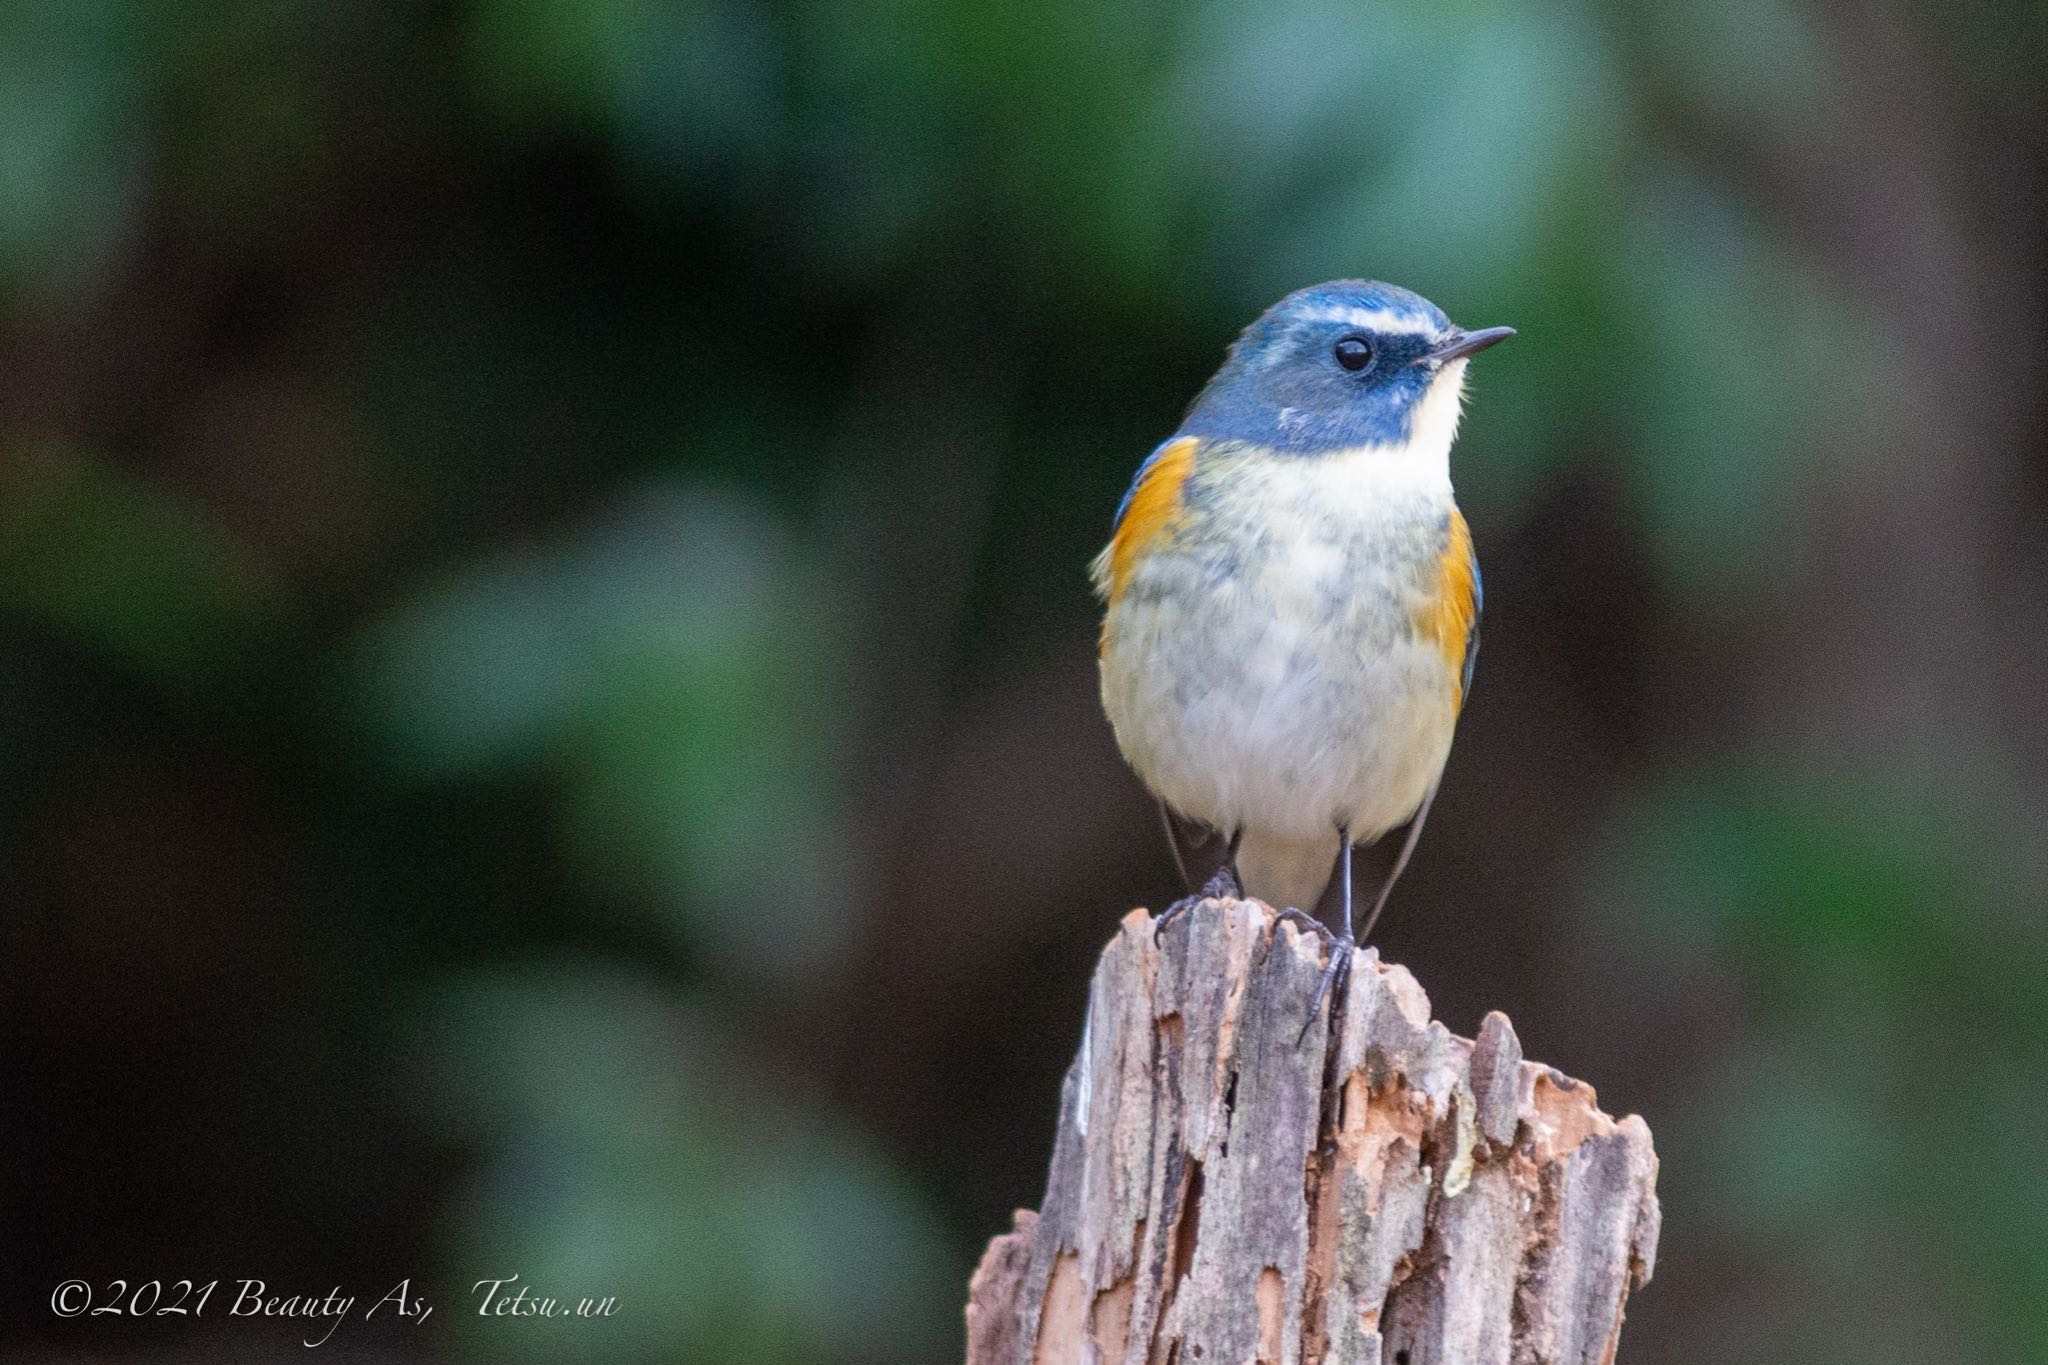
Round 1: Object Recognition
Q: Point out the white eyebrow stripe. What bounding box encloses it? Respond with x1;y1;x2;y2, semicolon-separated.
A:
1293;304;1440;335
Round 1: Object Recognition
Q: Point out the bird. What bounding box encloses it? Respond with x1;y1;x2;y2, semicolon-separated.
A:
1092;279;1511;1028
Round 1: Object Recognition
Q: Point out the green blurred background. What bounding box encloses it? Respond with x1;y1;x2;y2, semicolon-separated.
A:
2;0;2044;1361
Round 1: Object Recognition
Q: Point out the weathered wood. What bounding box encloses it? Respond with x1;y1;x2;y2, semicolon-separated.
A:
965;895;1660;1365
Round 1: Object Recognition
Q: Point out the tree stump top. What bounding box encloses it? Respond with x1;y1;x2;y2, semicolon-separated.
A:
965;896;1661;1365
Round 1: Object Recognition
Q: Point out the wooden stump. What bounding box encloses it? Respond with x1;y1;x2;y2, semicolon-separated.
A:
964;896;1660;1365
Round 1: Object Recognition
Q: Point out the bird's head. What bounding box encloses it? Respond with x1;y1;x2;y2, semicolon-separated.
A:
1180;280;1513;458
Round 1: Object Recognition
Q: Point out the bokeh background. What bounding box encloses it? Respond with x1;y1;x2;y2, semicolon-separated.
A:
3;0;2044;1361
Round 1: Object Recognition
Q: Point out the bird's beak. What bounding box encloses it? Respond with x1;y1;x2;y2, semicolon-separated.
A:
1426;326;1516;363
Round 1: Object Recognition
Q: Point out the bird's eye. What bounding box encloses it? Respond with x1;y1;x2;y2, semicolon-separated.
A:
1333;336;1374;372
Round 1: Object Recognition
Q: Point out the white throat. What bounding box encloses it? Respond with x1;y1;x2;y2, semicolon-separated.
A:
1348;358;1467;494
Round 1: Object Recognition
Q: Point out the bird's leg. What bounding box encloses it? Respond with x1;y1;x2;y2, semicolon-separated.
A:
1154;828;1241;941
1203;828;1243;900
1298;828;1355;1044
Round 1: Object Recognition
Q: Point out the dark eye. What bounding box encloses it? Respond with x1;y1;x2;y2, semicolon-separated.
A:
1333;336;1374;372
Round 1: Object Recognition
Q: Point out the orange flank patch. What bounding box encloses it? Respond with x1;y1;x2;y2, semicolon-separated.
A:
1102;436;1199;606
1416;509;1478;704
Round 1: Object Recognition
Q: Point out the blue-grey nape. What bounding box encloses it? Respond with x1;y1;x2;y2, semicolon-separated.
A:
1179;280;1459;454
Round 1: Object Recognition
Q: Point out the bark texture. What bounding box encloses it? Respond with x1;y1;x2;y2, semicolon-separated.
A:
964;896;1660;1365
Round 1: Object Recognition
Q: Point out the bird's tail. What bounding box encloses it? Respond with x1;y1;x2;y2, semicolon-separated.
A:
1236;829;1339;914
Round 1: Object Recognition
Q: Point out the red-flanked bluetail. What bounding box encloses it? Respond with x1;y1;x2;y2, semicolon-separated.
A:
1093;280;1512;1032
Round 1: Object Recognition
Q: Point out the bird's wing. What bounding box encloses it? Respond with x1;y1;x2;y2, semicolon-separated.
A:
1462;537;1482;706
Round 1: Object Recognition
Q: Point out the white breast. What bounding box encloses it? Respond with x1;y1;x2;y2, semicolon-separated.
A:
1099;443;1463;855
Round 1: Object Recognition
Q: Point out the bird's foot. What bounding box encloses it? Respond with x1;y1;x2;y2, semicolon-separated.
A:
1153;863;1243;942
1296;930;1355;1046
1199;862;1241;902
1272;905;1330;945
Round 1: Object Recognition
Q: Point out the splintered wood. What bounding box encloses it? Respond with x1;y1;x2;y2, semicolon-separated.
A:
964;897;1660;1365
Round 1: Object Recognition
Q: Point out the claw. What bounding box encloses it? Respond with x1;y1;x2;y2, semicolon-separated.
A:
1268;907;1352;1045
1152;894;1199;943
1154;857;1243;943
1199;862;1241;901
1273;905;1333;946
1297;932;1355;1046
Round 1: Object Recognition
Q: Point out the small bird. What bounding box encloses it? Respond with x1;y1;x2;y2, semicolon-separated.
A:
1093;280;1511;1023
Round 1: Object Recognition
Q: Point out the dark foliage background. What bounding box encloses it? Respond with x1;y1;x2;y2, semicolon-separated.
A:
3;0;2044;1360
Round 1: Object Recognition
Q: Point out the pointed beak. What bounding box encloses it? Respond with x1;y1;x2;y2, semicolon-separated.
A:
1426;325;1516;363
